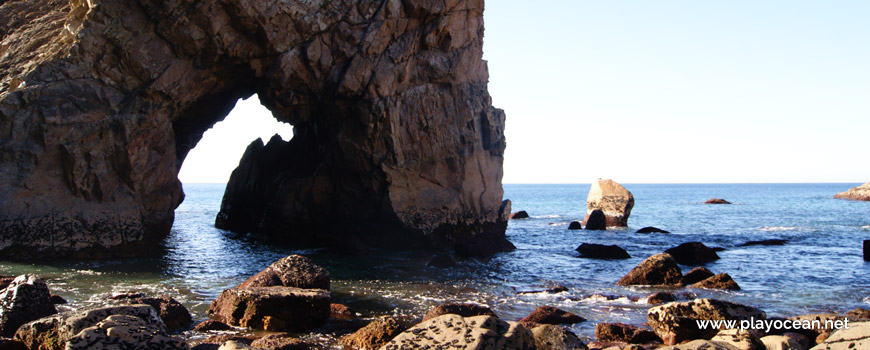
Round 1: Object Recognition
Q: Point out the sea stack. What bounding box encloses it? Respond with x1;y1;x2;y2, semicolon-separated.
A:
835;182;870;201
582;179;634;227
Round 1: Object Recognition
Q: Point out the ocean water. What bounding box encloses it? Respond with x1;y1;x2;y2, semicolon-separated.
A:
2;183;869;343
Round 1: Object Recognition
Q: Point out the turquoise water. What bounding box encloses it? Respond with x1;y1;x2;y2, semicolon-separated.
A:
1;183;868;342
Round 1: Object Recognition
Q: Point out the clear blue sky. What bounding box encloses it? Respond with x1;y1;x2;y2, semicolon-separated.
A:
180;1;869;184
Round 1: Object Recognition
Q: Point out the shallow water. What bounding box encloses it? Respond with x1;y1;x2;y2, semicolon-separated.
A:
2;183;869;343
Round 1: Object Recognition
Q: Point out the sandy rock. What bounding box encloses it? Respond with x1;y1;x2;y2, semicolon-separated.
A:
810;321;870;349
711;329;765;350
340;317;404;350
582;179;634;227
531;324;588;350
595;323;661;344
583;210;607;230
647;299;766;345
761;335;804;350
682;267;716;285
0;275;57;337
576;243;630;259
617;253;683;286
834;182;870;201
207;287;329;331
423;303;496;321
239;255;329;290
519;306;585;326
379;314;534;350
193;320;233;332
693;273;741;290
665;242;720;265
705;199;732;204
250;333;309;350
66;314;188;350
218;341;255;350
110;293;192;331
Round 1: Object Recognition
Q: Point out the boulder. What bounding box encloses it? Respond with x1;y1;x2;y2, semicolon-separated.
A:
568;221;583;230
583;210;607;230
340;317;405;350
740;239;787;247
705;199;732;204
250;333;309;350
510;211;530;219
519;306;585;326
761;335;804;350
193;320;233;332
846;308;870;321
647;292;677;305
595;323;661;344
0;338;26;350
330;303;355;320
66;314;188;350
239;255;330;290
423;303;496;321
110;293;192;331
647;299;766;345
834;182;870;201
682;267;716;285
810;321;870;349
207;287;330;331
0;275;57;337
636;227;670;234
379;314;534;350
665;242;720;265
576;243;630;259
49;295;67;305
616;253;683;286
531;324;588;350
692;273;741;290
582;179;634;227
711;328;765;350
658;339;738;349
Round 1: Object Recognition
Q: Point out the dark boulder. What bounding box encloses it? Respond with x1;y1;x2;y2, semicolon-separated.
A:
110;293;192;332
510;211;530;219
595;323;661;344
646;292;677;305
568;221;583;230
692;273;741;290
740;239;787;247
636;227;670;234
0;277;14;291
49;295;67;305
519;306;586;327
583;209;607;230
422;303;496;321
239;255;330;290
704;198;731;204
193;320;233;332
681;267;715;285
0;338;27;350
664;242;720;265
531;324;588;350
617;253;683;286
0;275;57;337
576;243;630;259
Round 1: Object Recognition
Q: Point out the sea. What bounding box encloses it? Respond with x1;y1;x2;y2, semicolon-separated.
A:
2;183;869;344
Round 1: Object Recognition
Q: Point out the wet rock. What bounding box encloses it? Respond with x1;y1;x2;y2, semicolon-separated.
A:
665;242;720;265
0;275;57;337
428;254;458;268
380;314;534;350
692;273;741;290
705;199;732;204
250;333;309;350
0;338;27;350
340;316;405;350
711;328;765;350
761;335;804;350
193;320;233;332
66;314;188;350
330;303;355;320
531;324;588;350
636;227;670;234
810;321;870;349
49;295;67;305
595;323;661;344
239;255;330;290
682;267;716;285
583;179;635;227
423;303;496;321
647;292;677;305
647;298;766;345
616;253;683;286
740;239;787;247
576;243;630;260
510;211;530;219
834;182;870;201
519;306;585;326
583;210;607;230
568;221;583;230
208;287;330;331
846;308;870;321
110;293;192;332
518;286;569;295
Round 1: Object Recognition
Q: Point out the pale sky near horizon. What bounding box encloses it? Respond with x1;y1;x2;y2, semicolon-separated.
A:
179;1;869;184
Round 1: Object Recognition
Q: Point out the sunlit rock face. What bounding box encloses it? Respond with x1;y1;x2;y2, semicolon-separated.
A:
0;0;511;258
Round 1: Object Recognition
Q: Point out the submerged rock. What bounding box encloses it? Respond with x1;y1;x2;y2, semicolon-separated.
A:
531;324;587;350
834;182;870;201
704;198;732;204
583;210;607;231
582;179;635;227
575;243;630;259
380;314;534;350
208;287;330;331
740;239;787;247
617;253;683;286
665;242;720;265
193;320;233;332
340;317;404;350
647;299;765;345
239;255;330;290
0;275;57;337
519;306;585;326
636;226;670;234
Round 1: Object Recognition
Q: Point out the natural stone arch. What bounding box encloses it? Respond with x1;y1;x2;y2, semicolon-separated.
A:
0;0;512;258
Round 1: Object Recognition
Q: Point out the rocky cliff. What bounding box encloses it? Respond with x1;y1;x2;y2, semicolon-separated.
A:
0;0;512;258
834;182;870;201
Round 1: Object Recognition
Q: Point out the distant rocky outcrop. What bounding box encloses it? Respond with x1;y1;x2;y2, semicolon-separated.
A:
0;0;511;259
834;182;870;201
583;179;634;227
704;199;732;204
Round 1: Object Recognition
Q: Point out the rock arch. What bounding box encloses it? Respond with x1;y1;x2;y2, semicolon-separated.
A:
0;0;512;258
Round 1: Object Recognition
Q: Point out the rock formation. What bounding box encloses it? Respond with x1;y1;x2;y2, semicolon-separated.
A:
583;179;634;227
0;0;511;259
0;275;57;337
617;253;683;286
834;182;870;201
647;299;765;345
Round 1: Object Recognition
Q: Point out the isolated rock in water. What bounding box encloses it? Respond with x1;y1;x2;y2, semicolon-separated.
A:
704;198;732;204
0;275;57;337
665;242;720;265
0;0;510;260
834;182;870;201
110;293;192;332
692;273;741;290
740;239;787;247
380;314;534;350
15;305;169;350
583;179;635;227
575;243;630;259
531;324;588;350
647;298;765;345
208;287;329;331
636;226;670;234
810;321;870;350
423;303;496;321
239;255;329;290
583;210;607;230
617;253;683;286
681;267;715;285
595;323;661;344
340;317;404;350
66;315;188;350
510;211;530;219
647;292;677;305
568;221;583;230
519;306;585;326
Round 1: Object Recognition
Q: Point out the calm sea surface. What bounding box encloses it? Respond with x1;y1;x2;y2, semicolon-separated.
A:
2;183;869;342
